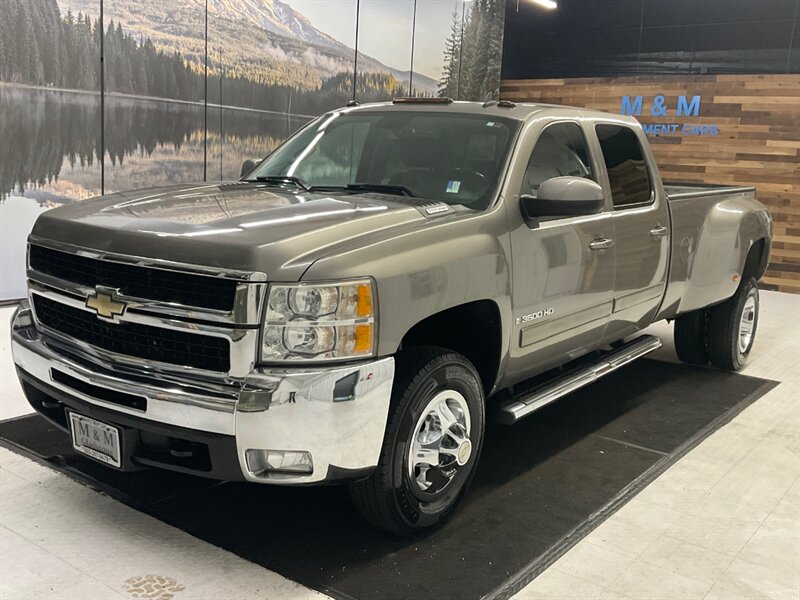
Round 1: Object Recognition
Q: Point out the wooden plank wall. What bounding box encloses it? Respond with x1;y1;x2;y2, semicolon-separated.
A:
500;74;800;293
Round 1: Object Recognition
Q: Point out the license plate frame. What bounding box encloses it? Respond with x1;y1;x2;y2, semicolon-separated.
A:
68;412;122;468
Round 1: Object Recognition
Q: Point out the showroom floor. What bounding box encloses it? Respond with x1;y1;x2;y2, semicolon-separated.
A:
1;291;798;600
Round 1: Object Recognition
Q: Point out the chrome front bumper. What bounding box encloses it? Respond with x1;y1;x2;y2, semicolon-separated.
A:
10;301;394;484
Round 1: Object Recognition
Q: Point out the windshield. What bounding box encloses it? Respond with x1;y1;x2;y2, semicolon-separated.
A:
246;111;519;210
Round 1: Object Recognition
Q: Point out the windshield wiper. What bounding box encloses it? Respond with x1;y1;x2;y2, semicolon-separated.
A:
251;175;310;192
305;182;419;197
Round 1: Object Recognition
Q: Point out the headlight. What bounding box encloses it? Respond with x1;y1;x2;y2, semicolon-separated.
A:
261;279;376;362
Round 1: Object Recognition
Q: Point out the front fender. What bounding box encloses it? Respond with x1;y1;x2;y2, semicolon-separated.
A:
299;209;513;362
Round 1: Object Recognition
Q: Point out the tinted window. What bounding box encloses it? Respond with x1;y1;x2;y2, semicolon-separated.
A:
595;124;652;208
520;122;594;197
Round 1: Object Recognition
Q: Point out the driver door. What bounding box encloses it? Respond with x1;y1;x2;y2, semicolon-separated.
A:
504;120;616;385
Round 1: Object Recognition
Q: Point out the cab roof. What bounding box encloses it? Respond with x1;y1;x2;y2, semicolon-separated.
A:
336;99;632;125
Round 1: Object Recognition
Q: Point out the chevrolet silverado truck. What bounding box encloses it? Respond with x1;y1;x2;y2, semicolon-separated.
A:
11;99;771;535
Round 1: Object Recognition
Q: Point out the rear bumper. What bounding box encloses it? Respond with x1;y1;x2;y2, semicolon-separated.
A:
10;301;394;484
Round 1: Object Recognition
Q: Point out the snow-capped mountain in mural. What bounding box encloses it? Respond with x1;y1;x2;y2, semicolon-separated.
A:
56;0;437;92
209;0;340;49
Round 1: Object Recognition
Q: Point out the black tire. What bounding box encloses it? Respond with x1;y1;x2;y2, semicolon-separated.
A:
674;309;709;366
349;346;485;536
707;277;759;371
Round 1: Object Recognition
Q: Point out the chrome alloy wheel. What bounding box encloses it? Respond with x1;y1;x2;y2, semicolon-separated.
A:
407;389;472;495
738;291;757;354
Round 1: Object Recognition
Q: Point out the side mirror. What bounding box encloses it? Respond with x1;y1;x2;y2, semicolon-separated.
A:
240;159;260;178
520;176;605;227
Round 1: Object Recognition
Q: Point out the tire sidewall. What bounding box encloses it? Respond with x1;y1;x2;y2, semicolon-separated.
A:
387;354;485;531
732;281;759;368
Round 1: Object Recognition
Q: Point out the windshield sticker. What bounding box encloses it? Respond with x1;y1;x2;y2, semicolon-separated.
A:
446;180;461;194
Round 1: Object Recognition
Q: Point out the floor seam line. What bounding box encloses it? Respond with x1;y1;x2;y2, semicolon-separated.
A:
728;472;800;567
592;435;670;456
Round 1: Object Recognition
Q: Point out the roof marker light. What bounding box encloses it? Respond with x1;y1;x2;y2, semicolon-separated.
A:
392;97;454;105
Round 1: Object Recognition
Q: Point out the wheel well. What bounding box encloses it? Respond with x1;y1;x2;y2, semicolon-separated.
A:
743;238;769;281
399;300;502;395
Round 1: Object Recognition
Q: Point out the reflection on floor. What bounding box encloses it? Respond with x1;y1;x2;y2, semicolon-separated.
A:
1;291;798;600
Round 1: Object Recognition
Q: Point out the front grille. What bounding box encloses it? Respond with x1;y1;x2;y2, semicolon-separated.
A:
29;245;238;312
33;295;231;372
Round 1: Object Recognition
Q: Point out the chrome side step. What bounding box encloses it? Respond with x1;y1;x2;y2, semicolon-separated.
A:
495;335;663;425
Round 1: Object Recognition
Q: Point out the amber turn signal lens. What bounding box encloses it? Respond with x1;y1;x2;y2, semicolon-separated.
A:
356;283;373;317
353;324;373;353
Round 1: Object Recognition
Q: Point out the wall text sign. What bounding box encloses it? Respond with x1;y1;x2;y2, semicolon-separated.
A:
620;95;719;136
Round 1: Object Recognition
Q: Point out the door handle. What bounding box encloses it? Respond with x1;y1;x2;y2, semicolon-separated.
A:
589;238;614;250
650;225;669;238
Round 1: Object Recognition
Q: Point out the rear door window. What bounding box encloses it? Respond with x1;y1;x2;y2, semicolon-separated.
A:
595;124;652;208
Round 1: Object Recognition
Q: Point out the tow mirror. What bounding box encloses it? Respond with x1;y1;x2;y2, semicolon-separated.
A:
520;176;605;228
240;159;260;178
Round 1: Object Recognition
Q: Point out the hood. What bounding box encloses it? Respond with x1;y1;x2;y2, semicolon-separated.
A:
31;182;429;281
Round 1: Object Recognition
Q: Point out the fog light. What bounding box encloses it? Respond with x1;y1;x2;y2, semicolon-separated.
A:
245;449;313;477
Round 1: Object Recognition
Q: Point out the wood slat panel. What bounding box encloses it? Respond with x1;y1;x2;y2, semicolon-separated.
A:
501;74;800;293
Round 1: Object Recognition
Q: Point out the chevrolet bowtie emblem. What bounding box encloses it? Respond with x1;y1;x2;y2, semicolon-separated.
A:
85;289;127;322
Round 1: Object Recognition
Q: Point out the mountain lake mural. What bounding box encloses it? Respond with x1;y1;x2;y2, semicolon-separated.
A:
0;0;507;299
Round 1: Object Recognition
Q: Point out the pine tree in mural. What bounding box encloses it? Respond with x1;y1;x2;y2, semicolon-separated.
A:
481;0;505;98
439;7;463;99
439;0;506;102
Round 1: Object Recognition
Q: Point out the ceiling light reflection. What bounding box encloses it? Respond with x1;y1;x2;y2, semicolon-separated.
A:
527;0;557;9
240;205;386;229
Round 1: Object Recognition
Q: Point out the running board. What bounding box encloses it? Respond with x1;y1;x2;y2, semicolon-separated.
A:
495;335;663;425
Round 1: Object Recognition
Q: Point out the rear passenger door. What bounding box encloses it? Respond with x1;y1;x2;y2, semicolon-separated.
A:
593;123;670;340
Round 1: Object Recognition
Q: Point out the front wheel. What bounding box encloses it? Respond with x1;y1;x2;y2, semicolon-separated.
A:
707;277;760;371
349;347;485;535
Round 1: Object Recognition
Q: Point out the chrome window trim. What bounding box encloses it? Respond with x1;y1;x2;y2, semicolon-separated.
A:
29;284;259;380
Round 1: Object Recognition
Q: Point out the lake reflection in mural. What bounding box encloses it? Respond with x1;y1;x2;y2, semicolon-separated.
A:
0;85;310;300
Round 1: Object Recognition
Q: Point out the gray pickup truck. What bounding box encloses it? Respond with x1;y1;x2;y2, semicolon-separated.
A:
11;99;771;534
